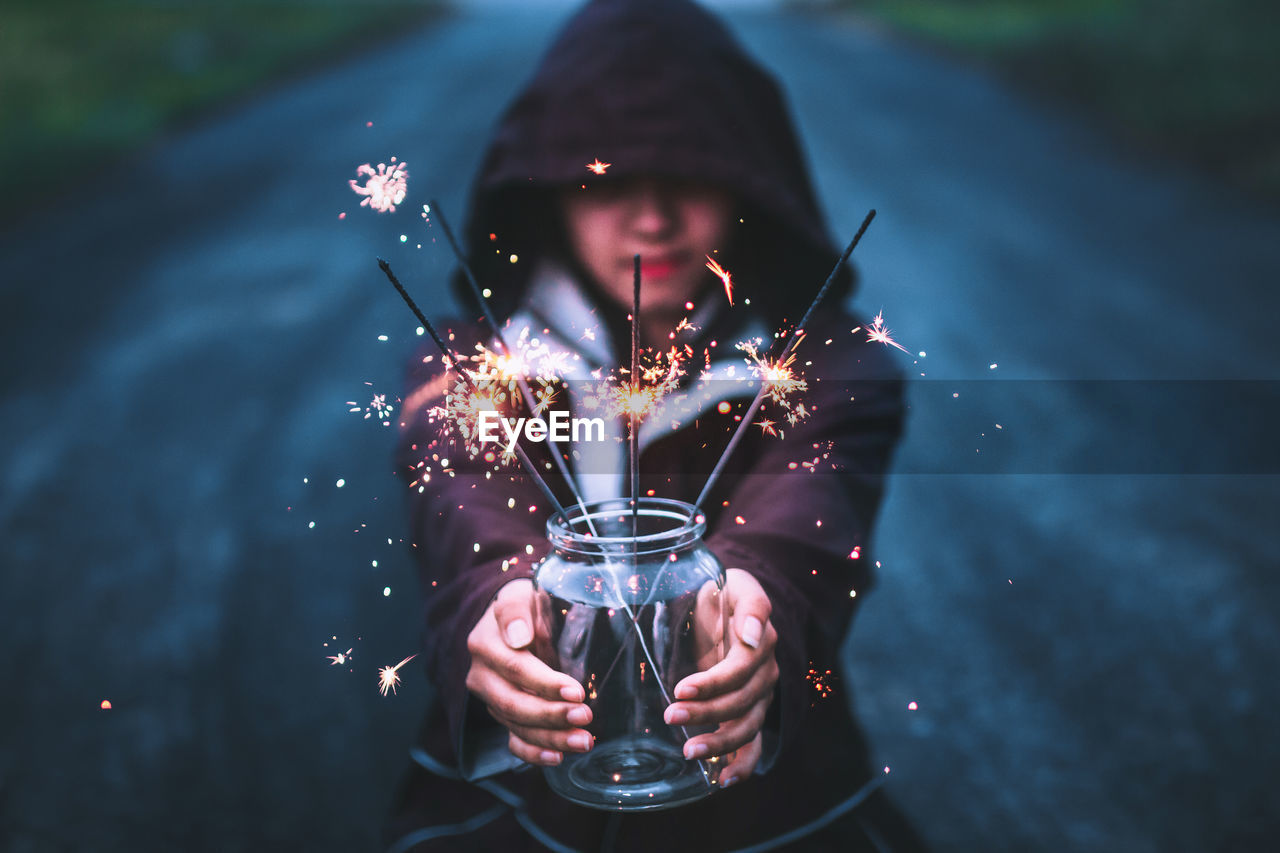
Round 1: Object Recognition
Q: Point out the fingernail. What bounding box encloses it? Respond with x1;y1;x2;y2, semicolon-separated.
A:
674;683;697;700
685;742;709;760
741;616;763;649
505;619;532;648
722;775;739;788
560;684;584;703
569;732;593;751
539;750;562;765
665;707;690;725
567;705;591;726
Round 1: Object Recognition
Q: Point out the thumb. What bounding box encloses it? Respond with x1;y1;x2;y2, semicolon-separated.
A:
492;579;536;650
728;572;772;650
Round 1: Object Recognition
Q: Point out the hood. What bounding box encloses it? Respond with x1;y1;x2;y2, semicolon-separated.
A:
456;0;855;322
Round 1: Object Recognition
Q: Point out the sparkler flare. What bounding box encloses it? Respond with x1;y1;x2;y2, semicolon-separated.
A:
694;210;876;510
349;158;409;213
327;648;353;666
737;337;809;426
705;256;734;305
865;311;910;354
378;654;417;697
586;158;612;175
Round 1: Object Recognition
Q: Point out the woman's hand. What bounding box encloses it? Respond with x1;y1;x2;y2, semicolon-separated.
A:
465;578;594;767
665;568;779;786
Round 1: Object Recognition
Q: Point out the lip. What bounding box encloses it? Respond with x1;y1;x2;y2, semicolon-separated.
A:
634;252;690;281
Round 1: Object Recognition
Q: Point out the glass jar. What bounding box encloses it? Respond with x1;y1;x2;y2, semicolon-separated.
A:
532;497;728;810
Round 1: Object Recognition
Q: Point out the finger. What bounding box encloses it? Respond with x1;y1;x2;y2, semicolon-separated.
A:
496;717;595;755
492;580;536;650
665;655;777;726
673;624;776;701
680;698;768;761
717;732;763;787
469;667;593;729
506;731;564;767
489;645;587;703
726;571;772;650
469;612;585;703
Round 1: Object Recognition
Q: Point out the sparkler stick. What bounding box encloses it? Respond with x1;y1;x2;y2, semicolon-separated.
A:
630;254;641;538
378;258;568;520
693;209;877;510
429;199;598;534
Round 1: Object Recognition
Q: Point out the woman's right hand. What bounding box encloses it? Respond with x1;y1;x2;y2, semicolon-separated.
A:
465;578;595;766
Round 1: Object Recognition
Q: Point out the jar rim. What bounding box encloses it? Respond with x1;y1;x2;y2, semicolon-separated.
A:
546;497;706;554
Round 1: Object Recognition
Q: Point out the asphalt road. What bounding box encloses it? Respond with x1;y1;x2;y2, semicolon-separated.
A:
2;4;1278;852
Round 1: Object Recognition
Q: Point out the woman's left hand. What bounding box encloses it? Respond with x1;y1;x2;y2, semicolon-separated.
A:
665;567;779;787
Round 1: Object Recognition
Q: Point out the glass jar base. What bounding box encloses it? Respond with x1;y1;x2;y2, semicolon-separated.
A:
544;734;717;811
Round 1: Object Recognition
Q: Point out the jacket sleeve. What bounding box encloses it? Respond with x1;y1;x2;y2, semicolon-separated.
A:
397;344;553;780
702;357;905;775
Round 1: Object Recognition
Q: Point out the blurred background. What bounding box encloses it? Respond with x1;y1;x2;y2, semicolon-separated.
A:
2;0;1277;850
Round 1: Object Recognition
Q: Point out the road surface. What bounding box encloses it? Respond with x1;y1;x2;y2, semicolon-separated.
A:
2;4;1277;851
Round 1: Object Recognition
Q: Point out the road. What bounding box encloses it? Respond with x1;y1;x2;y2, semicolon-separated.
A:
2;4;1277;851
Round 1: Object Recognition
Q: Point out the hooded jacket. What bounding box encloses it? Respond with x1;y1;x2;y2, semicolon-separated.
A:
456;0;854;326
388;2;911;850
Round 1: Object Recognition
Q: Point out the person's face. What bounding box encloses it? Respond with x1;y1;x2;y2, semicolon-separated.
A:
559;177;733;321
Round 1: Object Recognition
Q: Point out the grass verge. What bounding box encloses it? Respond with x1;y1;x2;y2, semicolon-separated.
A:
1;0;444;223
823;0;1280;200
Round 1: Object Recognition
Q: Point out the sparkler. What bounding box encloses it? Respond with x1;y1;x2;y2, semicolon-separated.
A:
631;254;641;537
694;209;877;510
378;654;417;697
429;200;597;532
377;258;568;520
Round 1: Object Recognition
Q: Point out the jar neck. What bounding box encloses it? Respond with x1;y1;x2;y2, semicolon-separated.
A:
546;498;707;558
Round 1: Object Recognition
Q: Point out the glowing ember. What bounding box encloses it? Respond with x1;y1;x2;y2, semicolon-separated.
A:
100;699;112;710
806;664;835;702
586;158;612;175
378;654;417;697
327;648;353;666
349;158;409;213
705;256;734;305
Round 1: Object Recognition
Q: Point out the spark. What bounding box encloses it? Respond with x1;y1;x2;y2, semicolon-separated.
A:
806;664;836;703
378;654;417;696
100;699;112;710
865;311;910;354
349;158;409;213
705;256;734;305
754;417;778;437
327;648;353;666
349;392;397;424
586;158;612;175
737;338;809;426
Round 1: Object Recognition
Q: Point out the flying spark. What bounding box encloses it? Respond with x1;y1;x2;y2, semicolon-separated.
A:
327;648;353;666
586;159;611;175
865;311;910;354
378;654;417;696
349;158;409;213
705;256;734;305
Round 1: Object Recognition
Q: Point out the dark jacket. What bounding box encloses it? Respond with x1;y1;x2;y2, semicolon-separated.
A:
387;2;912;850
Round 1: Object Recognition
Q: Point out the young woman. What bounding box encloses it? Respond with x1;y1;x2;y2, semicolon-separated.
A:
388;1;922;849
